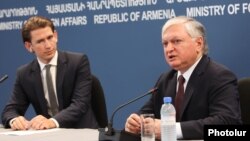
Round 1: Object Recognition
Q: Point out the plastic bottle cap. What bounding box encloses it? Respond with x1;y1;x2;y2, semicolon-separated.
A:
163;97;172;103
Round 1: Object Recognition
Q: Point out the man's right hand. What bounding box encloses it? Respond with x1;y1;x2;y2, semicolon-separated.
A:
125;113;141;134
10;116;30;130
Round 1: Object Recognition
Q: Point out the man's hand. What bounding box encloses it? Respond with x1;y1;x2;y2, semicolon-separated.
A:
154;119;161;140
29;115;56;130
125;113;141;134
10;116;29;130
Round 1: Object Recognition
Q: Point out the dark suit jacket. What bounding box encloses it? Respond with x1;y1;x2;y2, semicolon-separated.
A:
1;50;98;129
139;55;241;139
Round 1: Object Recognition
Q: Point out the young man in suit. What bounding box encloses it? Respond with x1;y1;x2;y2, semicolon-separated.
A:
1;16;98;130
124;16;241;139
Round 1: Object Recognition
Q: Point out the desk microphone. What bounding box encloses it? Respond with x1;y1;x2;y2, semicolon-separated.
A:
99;87;158;141
0;74;8;83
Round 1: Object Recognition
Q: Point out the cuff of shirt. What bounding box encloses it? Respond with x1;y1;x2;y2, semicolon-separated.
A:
9;118;17;127
50;118;59;128
176;122;183;139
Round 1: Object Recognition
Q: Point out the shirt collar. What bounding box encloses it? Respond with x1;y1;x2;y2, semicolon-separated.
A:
38;51;58;71
178;55;202;82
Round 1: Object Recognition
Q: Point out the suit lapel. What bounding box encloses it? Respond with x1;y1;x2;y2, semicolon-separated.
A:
169;73;178;103
180;83;194;118
31;61;49;115
179;55;209;119
56;51;67;110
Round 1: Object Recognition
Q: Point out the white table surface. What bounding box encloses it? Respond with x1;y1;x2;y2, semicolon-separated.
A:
0;127;98;141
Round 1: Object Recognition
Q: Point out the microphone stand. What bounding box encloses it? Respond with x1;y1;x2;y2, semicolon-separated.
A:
0;75;8;84
99;87;158;141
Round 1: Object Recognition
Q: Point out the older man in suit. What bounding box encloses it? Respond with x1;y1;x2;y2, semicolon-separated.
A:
124;16;241;139
1;16;98;130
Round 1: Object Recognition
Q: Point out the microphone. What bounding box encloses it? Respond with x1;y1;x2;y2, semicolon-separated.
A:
0;74;8;83
99;87;158;141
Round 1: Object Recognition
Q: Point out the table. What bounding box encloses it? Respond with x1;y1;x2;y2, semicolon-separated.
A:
0;127;98;141
0;126;202;141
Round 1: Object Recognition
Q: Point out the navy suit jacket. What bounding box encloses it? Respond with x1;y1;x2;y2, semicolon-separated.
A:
1;50;98;129
139;55;241;139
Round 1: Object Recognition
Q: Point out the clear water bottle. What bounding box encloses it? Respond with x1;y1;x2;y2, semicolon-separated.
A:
161;97;176;141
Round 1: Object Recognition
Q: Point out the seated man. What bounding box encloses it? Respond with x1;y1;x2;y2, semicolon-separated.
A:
124;16;241;140
1;16;98;130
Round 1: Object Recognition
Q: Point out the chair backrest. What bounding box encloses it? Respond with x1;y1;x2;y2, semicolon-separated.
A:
91;74;108;128
238;77;250;124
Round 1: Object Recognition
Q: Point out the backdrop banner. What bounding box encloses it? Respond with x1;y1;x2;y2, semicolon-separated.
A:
0;0;249;129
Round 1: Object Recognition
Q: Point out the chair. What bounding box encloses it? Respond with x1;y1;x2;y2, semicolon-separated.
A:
238;77;250;124
91;74;108;128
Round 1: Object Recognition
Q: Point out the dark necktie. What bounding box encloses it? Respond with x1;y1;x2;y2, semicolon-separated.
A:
175;75;185;122
45;65;58;116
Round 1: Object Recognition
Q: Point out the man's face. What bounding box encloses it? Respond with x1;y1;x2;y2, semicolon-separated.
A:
25;26;58;64
162;24;203;73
